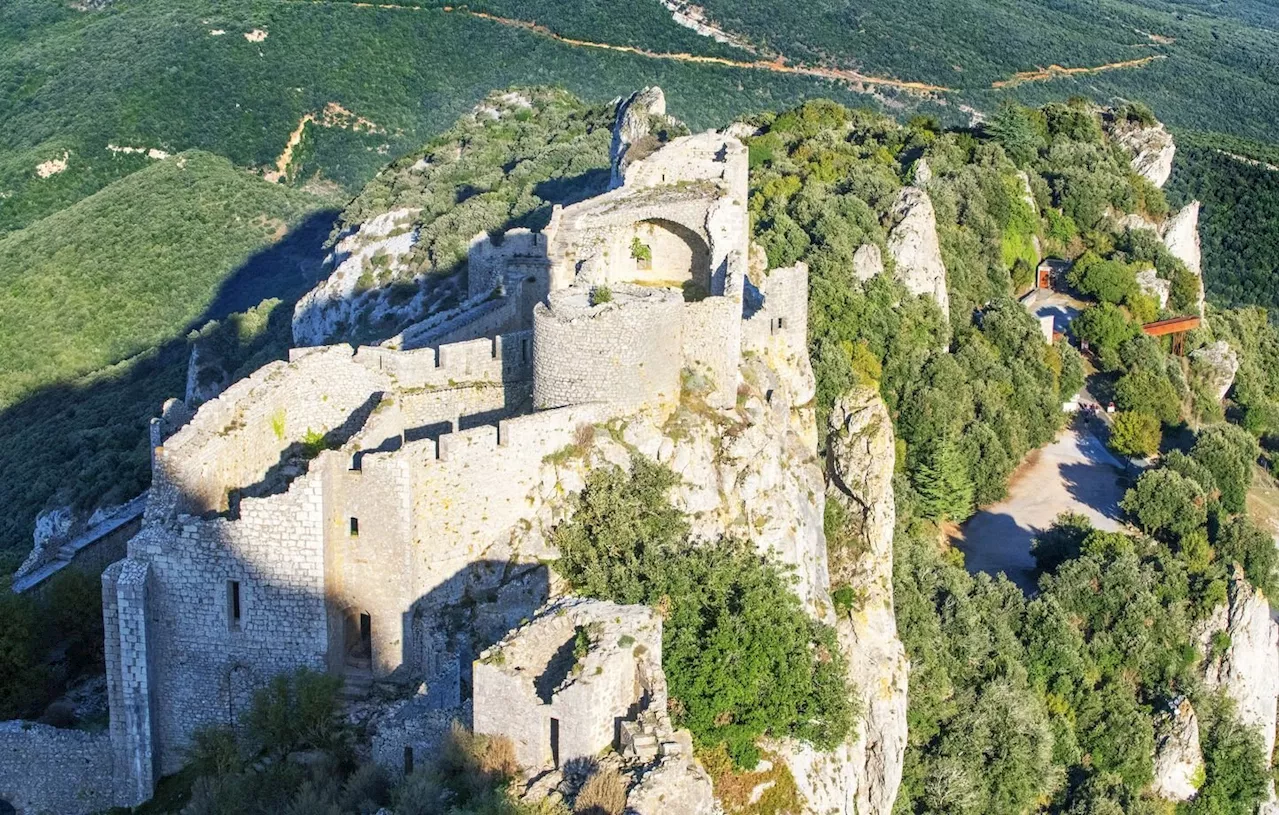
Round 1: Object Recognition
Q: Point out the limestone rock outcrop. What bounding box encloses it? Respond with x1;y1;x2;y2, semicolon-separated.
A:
887;187;949;321
1151;698;1204;802
852;244;884;283
1198;571;1280;766
1190;340;1239;401
754;384;912;815
809;387;909;815
1112;119;1177;188
610;87;672;188
1135;267;1170;309
626;755;717;814
292;208;462;346
1163;201;1204;315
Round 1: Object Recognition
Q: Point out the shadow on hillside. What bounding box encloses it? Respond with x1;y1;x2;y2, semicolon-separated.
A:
0;210;339;562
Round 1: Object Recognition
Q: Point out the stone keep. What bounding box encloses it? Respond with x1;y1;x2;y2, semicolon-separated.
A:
472;599;666;769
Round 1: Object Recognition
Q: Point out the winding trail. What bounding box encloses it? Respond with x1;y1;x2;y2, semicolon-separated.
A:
992;55;1166;88
295;0;950;93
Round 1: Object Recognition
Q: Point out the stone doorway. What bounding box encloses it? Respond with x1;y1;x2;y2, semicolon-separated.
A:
341;608;373;698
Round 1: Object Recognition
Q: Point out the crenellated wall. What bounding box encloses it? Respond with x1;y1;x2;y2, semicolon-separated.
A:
85;115;808;810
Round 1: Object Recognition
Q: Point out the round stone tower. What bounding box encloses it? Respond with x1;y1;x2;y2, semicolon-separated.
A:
532;284;683;411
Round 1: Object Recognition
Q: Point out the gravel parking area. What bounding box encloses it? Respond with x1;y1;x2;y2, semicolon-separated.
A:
950;416;1128;593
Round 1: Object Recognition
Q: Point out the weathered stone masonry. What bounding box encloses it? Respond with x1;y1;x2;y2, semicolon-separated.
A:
3;115;814;812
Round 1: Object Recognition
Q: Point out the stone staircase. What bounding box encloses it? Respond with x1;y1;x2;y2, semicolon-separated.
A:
620;710;682;763
341;657;373;700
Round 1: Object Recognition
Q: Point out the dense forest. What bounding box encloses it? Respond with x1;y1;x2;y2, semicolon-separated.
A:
1166;139;1279;319
740;97;1275;814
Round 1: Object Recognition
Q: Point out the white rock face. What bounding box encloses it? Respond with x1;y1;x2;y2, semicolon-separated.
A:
777;388;907;815
887;187;950;321
626;756;717;814
1151;698;1204;802
1135;267;1171;309
1200;571;1280;766
824;388;909;815
1113;120;1177;188
292;208;457;346
912;157;932;186
1190;340;1239;401
852;244;884;283
610;87;668;188
1163;201;1204;315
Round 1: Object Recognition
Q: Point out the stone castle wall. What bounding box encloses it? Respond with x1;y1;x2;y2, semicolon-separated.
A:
122;470;329;778
84;118;810;808
682;294;742;408
743;262;809;358
532;286;683;411
0;722;113;815
467;229;552;300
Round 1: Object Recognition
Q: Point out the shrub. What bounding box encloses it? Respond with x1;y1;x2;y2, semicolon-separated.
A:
1067;251;1136;304
1114;370;1180;425
244;669;344;756
1121;469;1207;542
1214;517;1278;605
552;458;854;767
590;285;613;306
628;237;651;263
395;724;519;815
1108;411;1161;457
1072;303;1140;355
186;724;244;778
1190;423;1258;514
574;767;627;815
1032;512;1093;573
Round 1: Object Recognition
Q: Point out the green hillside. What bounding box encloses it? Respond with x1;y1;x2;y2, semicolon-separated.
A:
1167;137;1279;319
0;151;333;556
0;150;331;408
0;0;905;233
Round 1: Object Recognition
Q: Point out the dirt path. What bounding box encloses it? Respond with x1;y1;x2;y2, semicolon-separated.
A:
266;103;384;183
293;0;949;93
992;55;1165;88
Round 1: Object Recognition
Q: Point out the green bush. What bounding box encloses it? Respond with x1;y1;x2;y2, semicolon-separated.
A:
552;457;854;767
1121;469;1207;543
245;669;345;756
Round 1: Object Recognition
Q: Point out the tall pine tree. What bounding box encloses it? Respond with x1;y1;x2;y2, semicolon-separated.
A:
913;439;975;522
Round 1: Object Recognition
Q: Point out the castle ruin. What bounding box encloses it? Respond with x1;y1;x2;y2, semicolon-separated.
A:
1;89;810;812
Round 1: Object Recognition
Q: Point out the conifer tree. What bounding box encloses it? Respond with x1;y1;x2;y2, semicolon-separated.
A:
913;440;975;522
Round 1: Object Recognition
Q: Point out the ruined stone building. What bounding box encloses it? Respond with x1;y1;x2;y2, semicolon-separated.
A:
0;89;811;812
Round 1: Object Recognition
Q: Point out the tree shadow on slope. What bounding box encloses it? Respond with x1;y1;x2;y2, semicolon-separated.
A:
0;210;339;567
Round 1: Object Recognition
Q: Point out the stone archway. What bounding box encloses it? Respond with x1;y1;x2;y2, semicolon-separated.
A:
623;219;711;300
343;607;372;666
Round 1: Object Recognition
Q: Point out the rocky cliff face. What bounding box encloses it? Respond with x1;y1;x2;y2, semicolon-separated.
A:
1163;201;1204;315
1111;120;1177;188
1198;571;1280;766
1151;697;1204;802
822;387;909;815
1189;340;1239;401
1135;267;1171;309
887;187;949;322
610;87;675;188
852;244;884;283
771;387;909;815
291;208;463;346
